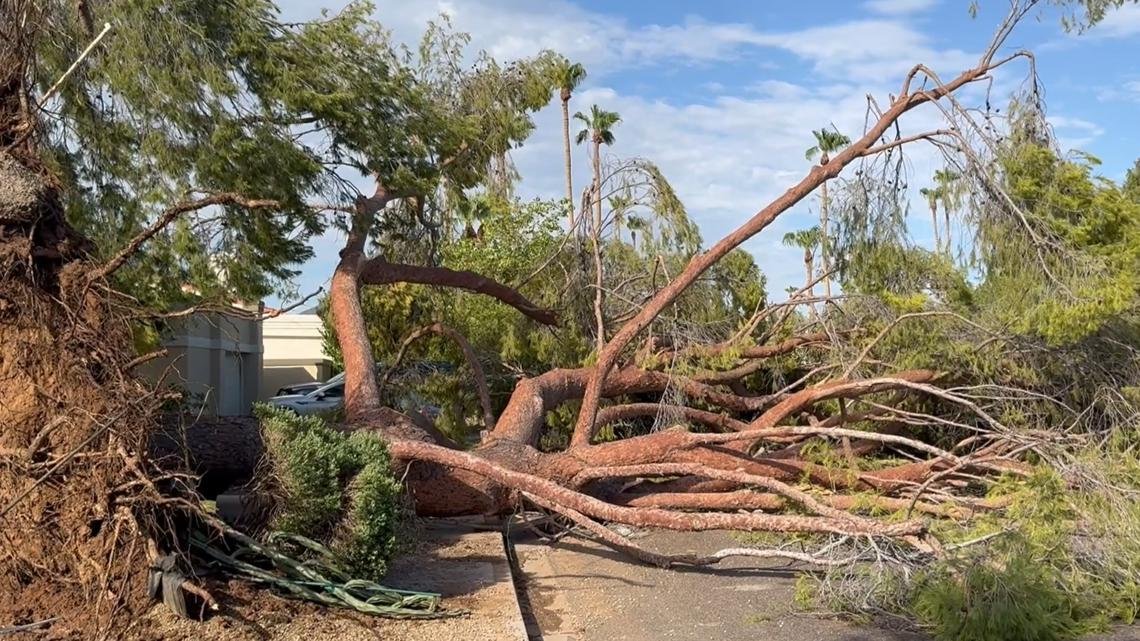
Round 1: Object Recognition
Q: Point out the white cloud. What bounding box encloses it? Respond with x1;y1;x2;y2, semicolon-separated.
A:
743;20;976;81
272;0;997;300
1096;79;1140;103
281;0;976;83
1087;2;1140;38
1047;115;1105;150
864;0;939;16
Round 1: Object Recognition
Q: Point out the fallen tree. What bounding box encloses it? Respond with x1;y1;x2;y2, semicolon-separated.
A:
319;5;1039;549
4;0;1140;638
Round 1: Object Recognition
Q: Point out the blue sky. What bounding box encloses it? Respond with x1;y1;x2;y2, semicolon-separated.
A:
271;0;1140;307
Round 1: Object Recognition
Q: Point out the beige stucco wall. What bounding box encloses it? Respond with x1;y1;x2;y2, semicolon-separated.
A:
260;314;334;400
137;310;263;416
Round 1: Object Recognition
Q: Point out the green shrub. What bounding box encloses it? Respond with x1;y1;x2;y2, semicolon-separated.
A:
912;544;1081;641
256;404;403;580
804;461;1140;641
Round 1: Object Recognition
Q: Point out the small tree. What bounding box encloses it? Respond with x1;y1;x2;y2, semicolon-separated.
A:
933;168;962;255
919;186;943;252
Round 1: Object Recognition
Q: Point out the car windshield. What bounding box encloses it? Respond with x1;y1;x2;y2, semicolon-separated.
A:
305;380;344;399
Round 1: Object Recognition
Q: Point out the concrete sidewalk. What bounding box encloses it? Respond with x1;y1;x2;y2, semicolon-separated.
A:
512;528;1140;641
513;528;918;641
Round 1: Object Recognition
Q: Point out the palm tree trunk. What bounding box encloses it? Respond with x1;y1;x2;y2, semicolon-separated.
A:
593;140;603;233
820;179;831;299
804;248;817;320
944;210;952;257
930;203;940;253
591;138;605;353
562;97;575;232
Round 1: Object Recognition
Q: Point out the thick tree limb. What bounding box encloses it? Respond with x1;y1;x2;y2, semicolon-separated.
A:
389;439;925;537
522;492;856;568
569;462;862;523
616;489;986;519
359;258;557;326
615;490;784;511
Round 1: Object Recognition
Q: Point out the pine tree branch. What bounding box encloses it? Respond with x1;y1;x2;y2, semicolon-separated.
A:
88;192;279;282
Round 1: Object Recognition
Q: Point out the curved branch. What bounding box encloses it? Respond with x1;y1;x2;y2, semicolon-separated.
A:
380;323;495;432
749;370;940;429
390;440;925;538
359;258;557;326
90;192;279;281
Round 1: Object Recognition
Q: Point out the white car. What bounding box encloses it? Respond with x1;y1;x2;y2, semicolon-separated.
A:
267;377;346;415
267;373;439;419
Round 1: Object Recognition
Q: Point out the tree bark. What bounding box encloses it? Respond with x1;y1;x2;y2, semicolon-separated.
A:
561;92;574;230
930;202;941;253
590;136;606;354
819;153;832;300
332;204;386;419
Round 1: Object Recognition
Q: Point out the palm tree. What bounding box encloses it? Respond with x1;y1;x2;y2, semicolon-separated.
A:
575;104;620;353
574;105;620;240
456;195;492;241
805;127;851;301
919;186;942;252
626;214;648;252
608;194;634;243
782;226;822;314
551;60;587;231
933;169;961;255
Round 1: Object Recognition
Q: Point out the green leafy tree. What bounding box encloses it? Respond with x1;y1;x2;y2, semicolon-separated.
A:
805;127;851;299
1123;158;1140;202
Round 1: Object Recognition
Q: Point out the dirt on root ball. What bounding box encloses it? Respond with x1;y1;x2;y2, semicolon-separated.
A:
0;213;176;638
